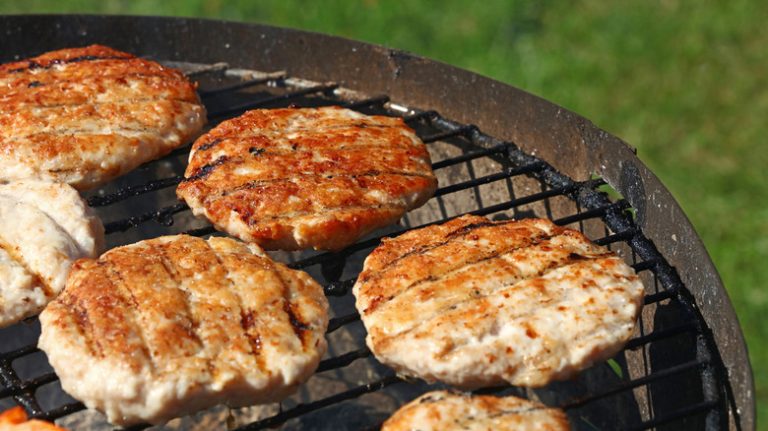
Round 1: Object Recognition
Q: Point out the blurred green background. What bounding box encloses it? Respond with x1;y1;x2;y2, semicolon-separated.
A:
1;0;765;427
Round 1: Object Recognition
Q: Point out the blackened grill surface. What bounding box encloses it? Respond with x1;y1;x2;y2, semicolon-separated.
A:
0;61;725;430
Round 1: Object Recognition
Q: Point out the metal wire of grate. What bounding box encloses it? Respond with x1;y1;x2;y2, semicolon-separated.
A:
0;61;725;431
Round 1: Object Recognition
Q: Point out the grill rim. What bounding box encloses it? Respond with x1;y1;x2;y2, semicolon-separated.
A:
0;14;754;430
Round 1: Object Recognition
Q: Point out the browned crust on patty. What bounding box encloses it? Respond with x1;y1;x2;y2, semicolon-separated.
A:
176;106;437;251
0;45;206;189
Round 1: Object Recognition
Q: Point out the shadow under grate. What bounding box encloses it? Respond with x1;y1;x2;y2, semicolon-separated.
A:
0;60;725;431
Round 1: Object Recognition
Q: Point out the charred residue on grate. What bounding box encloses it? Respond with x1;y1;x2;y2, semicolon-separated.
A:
0;60;724;431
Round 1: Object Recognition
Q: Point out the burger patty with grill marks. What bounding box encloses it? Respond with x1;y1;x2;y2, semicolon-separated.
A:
0;45;206;190
353;214;644;389
176;106;437;251
38;235;329;426
382;391;571;431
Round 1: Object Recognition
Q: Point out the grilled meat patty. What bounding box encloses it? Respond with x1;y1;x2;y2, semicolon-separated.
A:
176;106;437;251
0;180;103;328
38;235;329;426
0;45;206;190
353;214;644;389
382;391;570;431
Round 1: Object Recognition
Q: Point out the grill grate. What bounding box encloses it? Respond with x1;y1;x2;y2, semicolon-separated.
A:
0;60;725;430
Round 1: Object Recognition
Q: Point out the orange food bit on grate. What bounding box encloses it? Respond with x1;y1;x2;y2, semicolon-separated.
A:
0;407;67;430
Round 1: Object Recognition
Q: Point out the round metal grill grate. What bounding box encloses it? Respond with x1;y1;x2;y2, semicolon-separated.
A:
0;59;725;431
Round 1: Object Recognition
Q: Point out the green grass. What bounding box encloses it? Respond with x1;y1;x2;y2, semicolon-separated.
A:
2;0;766;427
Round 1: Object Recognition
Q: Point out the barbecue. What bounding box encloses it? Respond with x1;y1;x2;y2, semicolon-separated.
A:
0;15;754;430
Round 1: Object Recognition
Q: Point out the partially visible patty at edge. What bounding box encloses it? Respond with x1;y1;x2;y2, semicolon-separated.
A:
382;391;571;431
0;45;206;189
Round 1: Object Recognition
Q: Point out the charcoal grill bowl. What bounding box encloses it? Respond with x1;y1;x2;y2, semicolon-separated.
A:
0;14;754;430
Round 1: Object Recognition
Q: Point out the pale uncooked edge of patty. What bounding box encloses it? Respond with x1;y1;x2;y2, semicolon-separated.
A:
0;180;104;256
0;181;104;327
0;247;44;328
